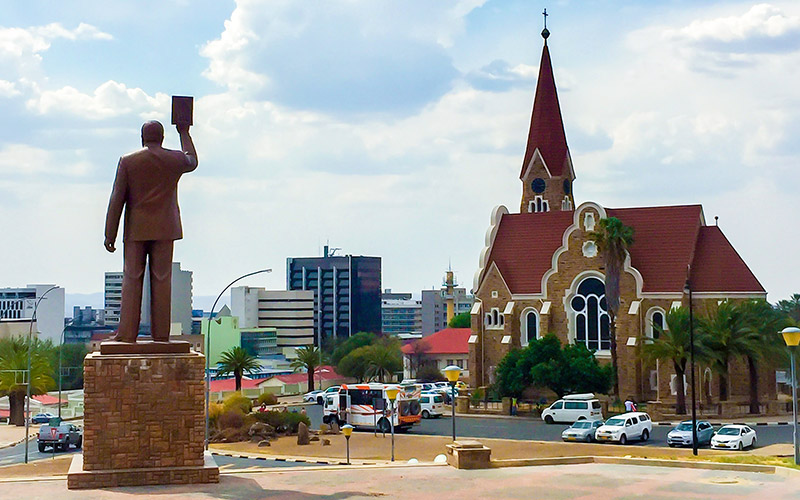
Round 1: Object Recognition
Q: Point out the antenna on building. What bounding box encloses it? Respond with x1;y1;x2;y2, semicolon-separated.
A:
714;216;719;226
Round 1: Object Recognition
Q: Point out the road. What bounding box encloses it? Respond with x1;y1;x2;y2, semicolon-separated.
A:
0;437;81;467
304;405;794;448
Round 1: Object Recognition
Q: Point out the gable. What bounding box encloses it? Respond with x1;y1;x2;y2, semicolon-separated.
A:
689;226;765;293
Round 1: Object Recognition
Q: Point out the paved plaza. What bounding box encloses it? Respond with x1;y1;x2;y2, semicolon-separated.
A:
2;462;800;499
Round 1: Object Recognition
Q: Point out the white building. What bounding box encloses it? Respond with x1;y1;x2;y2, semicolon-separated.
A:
104;272;123;328
231;287;314;357
381;295;422;336
0;284;65;343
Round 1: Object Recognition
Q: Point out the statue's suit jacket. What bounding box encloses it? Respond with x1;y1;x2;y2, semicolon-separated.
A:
105;145;197;242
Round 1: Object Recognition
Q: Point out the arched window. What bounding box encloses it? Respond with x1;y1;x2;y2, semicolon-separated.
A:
645;307;666;339
520;308;539;345
570;277;610;351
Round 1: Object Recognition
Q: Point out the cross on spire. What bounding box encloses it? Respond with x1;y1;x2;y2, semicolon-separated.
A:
543;8;548;29
541;8;550;41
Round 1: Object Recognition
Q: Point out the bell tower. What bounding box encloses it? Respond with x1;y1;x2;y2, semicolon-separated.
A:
520;12;575;214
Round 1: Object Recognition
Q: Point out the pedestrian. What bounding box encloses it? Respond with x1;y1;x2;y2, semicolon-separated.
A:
624;397;637;412
511;397;518;416
301;407;307;417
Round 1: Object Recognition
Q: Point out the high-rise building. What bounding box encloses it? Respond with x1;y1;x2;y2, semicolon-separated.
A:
104;262;193;335
231;287;314;357
381;289;422;336
0;284;65;343
286;246;381;346
420;276;473;336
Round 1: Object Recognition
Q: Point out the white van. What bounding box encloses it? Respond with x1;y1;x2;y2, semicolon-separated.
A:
541;394;603;424
419;392;445;419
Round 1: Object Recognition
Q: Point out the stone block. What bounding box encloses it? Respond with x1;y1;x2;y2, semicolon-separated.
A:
445;440;491;469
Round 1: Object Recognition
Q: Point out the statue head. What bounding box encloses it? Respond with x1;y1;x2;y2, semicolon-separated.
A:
141;120;164;146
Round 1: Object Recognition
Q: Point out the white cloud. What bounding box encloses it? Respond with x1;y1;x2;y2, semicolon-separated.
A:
26;80;170;120
0;144;92;177
0;22;111;65
666;3;800;46
0;79;20;97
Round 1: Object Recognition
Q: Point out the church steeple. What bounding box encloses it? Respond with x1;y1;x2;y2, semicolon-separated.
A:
520;15;575;214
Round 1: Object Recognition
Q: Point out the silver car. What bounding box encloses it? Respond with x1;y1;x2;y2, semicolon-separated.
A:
561;419;604;442
667;420;714;447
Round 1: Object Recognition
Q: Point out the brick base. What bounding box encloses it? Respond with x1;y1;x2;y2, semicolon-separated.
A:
67;452;219;489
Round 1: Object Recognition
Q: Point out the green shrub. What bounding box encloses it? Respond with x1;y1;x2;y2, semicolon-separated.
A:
253;410;310;433
470;388;484;406
209;402;224;429
257;392;278;406
219;409;244;429
223;393;253;414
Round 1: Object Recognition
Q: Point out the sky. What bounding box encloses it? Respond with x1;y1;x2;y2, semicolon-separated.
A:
1;0;799;311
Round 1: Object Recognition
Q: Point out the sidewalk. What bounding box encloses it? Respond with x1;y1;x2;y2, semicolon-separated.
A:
0;425;37;450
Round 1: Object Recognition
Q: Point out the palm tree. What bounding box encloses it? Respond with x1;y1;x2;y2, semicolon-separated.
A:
365;343;402;383
216;347;260;391
739;300;792;413
290;345;322;392
777;294;800;323
699;300;760;401
0;337;55;426
642;307;709;414
588;216;634;397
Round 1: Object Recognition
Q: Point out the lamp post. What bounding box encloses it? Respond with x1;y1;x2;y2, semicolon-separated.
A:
58;319;75;420
444;365;462;441
385;385;399;462
781;326;800;465
25;285;59;464
342;424;354;465
205;269;271;450
683;280;698;456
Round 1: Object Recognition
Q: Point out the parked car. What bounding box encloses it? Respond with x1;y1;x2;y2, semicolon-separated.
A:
37;423;82;452
541;394;603;424
304;390;323;403
594;412;652;444
315;386;341;405
419;392;445;419
667;420;714;447
31;413;56;424
711;425;757;450
561;419;604;442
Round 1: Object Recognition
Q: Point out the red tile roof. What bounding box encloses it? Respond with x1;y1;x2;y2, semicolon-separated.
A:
265;366;344;385
209;377;262;392
689;226;765;293
521;43;570;178
484;204;764;295
401;328;471;355
33;394;66;405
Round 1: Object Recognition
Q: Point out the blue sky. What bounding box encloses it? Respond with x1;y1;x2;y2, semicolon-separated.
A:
1;0;798;306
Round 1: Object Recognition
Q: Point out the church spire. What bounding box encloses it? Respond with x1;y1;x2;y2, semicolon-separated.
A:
520;20;569;180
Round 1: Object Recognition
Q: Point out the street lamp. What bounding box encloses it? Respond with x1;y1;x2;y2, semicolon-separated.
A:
205;269;271;450
385;385;399;462
683;280;698;457
342;424;354;465
444;365;462;441
58;319;75;420
781;326;800;465
25;285;59;464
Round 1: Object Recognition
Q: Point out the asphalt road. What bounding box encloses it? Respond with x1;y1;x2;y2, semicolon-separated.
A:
304;405;795;449
0;437;81;467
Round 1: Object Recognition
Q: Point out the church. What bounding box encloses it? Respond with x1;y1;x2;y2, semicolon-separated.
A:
468;26;769;411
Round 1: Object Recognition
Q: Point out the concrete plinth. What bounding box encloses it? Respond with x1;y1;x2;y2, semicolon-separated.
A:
445;439;491;469
67;350;218;489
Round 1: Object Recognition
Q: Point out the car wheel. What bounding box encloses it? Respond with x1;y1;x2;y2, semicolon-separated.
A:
317;396;324;405
38;443;46;453
668;443;675;448
585;434;592;443
422;410;430;419
75;437;82;449
751;437;757;449
378;418;391;434
641;429;649;442
544;415;554;425
577;416;586;421
738;441;744;451
322;415;331;425
619;434;627;445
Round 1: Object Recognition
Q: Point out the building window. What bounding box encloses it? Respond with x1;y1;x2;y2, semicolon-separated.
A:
528;196;550;213
570;277;610;351
520;308;539;346
484;307;504;329
645;307;666;340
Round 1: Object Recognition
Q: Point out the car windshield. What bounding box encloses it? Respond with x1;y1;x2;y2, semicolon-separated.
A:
717;427;741;436
572;421;593;429
675;423;693;431
604;418;625;427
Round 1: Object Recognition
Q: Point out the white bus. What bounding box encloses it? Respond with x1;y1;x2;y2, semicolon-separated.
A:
323;383;422;432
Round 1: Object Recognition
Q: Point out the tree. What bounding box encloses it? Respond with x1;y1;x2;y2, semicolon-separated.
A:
588;216;634;397
641;307;710;414
405;338;431;378
0;337;55;426
777;294;800;323
46;343;88;391
337;346;372;382
699;300;760;401
290;345;323;392
416;363;446;382
216;347;260;392
448;312;471;328
739;300;792;413
365;339;403;383
494;335;562;398
331;332;376;366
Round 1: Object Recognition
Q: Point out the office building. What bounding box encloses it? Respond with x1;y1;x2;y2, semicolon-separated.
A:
231;287;314;357
286;246;381;346
421;276;473;336
0;284;65;343
381;290;422;336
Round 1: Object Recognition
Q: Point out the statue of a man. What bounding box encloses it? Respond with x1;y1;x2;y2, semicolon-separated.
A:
104;120;197;343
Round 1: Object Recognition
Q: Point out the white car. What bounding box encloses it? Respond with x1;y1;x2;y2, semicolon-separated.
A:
419;392;445;419
594;412;652;445
541;394;603;424
711;425;757;451
303;390;323;403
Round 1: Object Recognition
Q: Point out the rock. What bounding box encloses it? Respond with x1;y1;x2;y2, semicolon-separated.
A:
319;424;331;435
249;422;276;437
309;436;319;442
250;435;262;443
297;421;310;445
322;438;331;446
258;440;271;447
330;421;340;434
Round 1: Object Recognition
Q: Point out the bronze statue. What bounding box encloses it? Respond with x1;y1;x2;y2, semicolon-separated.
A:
104;119;197;343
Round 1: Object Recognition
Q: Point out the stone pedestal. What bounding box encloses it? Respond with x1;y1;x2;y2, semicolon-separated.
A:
445;439;491;469
67;350;218;489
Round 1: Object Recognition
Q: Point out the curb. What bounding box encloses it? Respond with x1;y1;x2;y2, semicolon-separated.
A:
0;431;39;451
210;451;350;466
